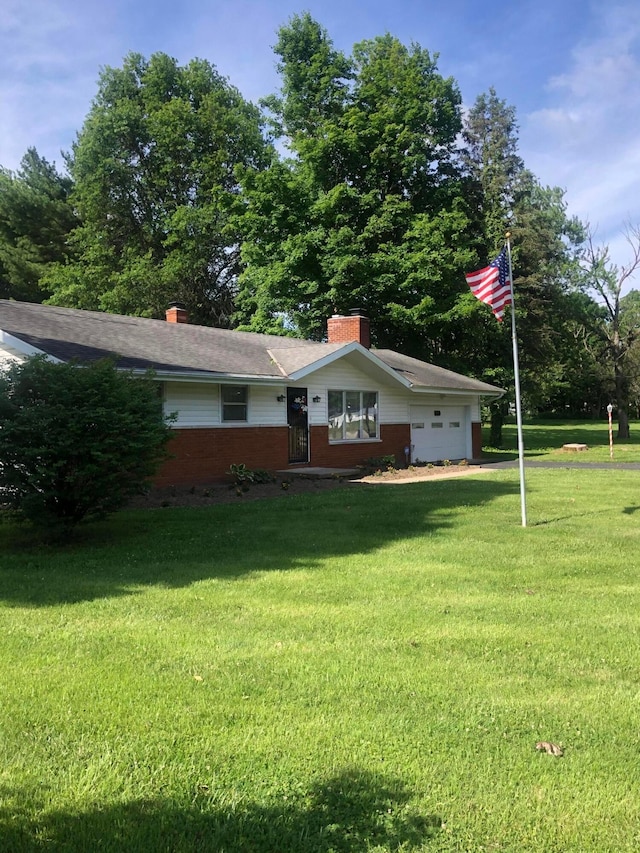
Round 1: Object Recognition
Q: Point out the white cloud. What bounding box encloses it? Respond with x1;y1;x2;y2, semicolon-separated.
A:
521;3;640;283
0;0;122;171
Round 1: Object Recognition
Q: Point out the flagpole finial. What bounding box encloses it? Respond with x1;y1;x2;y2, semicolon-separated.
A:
505;231;511;239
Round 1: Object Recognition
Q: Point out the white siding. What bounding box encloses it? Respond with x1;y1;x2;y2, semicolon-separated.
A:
162;370;485;430
163;380;287;428
0;344;26;369
303;361;409;426
303;361;484;426
248;385;288;425
164;382;220;427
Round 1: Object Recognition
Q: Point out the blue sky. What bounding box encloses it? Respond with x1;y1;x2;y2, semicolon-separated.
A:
1;0;639;278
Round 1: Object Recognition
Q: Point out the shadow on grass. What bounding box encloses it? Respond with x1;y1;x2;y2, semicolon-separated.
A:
0;769;442;852
0;477;518;606
623;504;640;515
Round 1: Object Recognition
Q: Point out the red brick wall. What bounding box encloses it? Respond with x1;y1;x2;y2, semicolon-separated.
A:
326;314;371;348
155;426;290;486
471;421;483;458
308;423;410;468
154;422;411;486
165;305;188;323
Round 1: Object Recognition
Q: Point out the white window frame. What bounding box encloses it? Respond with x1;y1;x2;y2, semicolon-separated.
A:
328;389;379;442
221;384;248;422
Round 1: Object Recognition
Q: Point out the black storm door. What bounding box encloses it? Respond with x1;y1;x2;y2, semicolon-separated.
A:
287;387;309;463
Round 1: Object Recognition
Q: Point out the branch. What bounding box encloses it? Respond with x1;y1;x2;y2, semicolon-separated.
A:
619;223;640;289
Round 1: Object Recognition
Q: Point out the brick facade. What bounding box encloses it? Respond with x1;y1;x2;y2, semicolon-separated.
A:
326;313;371;348
165;303;188;323
307;423;410;469
155;426;290;487
154;422;412;486
471;421;483;459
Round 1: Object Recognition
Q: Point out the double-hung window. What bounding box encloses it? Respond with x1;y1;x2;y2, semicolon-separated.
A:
328;390;378;441
221;385;248;422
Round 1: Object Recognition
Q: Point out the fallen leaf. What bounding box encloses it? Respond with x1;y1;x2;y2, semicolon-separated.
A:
536;741;563;757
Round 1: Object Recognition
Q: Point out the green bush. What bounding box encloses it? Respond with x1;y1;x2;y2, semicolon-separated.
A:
0;355;174;532
227;464;275;487
359;455;397;474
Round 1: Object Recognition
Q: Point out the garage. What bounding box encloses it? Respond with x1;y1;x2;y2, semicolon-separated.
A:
410;405;468;463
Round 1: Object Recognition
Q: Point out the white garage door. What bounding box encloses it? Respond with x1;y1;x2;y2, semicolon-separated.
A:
410;405;467;463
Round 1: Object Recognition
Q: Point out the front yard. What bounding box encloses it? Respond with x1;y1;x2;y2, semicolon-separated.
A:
1;458;640;850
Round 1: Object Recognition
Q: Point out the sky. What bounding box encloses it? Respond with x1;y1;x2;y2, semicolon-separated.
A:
1;0;639;281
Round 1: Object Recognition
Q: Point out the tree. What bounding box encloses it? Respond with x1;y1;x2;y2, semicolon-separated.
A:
0;356;173;533
460;90;588;442
620;290;640;419
0;148;77;302
538;290;610;417
44;52;269;326
580;226;640;437
236;15;472;353
461;87;523;251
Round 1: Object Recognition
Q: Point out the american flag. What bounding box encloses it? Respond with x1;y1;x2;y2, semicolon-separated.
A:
465;248;512;321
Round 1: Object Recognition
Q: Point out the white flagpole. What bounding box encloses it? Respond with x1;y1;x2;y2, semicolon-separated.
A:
505;233;527;527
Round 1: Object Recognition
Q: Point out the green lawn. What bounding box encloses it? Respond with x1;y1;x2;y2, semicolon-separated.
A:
483;417;640;463
1;461;640;850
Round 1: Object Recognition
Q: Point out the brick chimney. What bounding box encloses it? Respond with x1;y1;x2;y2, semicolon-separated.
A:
326;309;371;349
166;301;188;324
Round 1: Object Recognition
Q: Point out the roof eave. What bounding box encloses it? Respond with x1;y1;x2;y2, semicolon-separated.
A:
0;330;63;363
134;368;286;385
410;385;504;399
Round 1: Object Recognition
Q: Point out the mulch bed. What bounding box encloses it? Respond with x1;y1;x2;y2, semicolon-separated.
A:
128;464;476;509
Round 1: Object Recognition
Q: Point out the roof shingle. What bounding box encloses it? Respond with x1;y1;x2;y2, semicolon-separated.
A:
0;300;502;395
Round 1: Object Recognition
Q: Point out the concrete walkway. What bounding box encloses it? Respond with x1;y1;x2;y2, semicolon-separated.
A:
277;466;360;479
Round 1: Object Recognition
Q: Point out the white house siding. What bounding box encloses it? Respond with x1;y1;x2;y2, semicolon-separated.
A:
0;343;27;369
162;364;484;454
302;360;409;427
164;381;220;427
163;380;288;428
247;384;288;425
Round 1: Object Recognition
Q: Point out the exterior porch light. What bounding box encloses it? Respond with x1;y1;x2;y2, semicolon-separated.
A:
312;395;321;403
277;394;285;402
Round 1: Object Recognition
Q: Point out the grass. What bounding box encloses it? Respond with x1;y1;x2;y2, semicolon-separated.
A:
1;432;640;850
482;417;640;463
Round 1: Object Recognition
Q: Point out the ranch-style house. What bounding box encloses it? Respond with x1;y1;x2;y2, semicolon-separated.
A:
0;300;502;485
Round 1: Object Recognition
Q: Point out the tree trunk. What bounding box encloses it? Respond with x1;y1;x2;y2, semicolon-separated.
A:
615;364;630;438
489;406;504;447
617;409;630;439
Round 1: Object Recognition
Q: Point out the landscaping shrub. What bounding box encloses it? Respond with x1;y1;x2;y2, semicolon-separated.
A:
0;355;173;532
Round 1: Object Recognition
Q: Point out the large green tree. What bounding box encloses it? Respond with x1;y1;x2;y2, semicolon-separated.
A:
236;14;473;353
460;89;588;440
461;87;523;251
0;148;77;302
44;52;269;326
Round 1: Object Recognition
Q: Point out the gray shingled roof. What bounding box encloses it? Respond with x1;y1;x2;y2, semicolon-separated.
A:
372;349;501;394
0;300;502;395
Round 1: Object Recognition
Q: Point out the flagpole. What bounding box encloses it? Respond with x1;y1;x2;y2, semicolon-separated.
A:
505;233;527;527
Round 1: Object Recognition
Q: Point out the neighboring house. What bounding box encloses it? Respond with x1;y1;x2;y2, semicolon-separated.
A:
0;300;503;485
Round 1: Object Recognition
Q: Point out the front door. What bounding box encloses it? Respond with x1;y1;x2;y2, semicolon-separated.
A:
287;387;309;463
